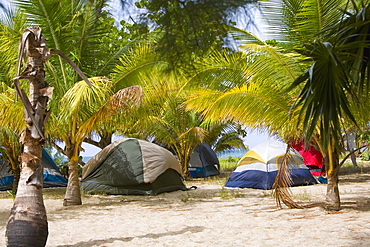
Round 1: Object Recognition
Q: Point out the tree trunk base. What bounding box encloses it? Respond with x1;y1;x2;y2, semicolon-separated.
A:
63;198;82;206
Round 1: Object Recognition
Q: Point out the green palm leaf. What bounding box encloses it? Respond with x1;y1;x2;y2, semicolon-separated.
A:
112;43;169;91
185;83;295;133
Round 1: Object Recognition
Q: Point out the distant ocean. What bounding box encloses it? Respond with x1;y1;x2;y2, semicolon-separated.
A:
216;149;247;159
82;149;247;163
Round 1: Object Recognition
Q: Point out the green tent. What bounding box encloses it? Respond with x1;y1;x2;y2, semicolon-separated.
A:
81;138;187;195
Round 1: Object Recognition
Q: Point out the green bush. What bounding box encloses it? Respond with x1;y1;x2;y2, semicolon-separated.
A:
219;157;240;171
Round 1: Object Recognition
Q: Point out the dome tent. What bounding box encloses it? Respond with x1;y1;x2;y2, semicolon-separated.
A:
81;138;187;195
189;143;220;178
225;140;317;190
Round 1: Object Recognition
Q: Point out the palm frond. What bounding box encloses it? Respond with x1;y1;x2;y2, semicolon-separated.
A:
272;144;302;209
0;83;25;132
185;83;294;132
261;0;348;46
0;9;27;84
240;43;308;87
78;85;143;136
58;77;112;130
291;0;347;45
187;49;251;90
14;0;85;50
112;43;169;90
290;41;354;149
0;126;22;170
97;30;162;76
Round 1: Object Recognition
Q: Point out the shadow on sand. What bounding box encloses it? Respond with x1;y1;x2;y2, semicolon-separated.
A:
55;225;205;247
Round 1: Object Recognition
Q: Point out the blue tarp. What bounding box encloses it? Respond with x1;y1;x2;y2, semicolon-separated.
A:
0;150;67;191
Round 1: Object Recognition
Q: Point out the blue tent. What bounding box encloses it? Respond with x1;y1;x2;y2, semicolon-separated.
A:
225;141;317;190
0;150;67;191
189;143;220;178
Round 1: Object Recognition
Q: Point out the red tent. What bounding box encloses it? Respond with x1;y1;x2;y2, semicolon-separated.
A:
290;141;325;176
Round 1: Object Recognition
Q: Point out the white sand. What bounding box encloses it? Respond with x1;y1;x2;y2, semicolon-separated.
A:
1;166;370;247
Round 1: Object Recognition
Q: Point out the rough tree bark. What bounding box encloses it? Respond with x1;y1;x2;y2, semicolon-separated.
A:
6;26;90;246
6;26;50;247
63;142;82;206
324;145;341;211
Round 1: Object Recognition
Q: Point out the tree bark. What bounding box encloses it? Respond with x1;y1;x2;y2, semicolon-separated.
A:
6;27;49;246
6;133;48;247
84;131;112;149
11;165;20;195
324;148;341;211
63;144;82;206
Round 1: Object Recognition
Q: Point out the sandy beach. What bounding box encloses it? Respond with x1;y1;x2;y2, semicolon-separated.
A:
1;163;370;247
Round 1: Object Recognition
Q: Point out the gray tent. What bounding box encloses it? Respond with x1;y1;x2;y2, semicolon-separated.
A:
189;143;220;178
81;138;187;195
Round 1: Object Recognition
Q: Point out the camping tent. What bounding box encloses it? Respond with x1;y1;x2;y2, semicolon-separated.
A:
189;143;220;178
81;138;187;195
225;140;317;190
290;140;325;176
0;149;68;191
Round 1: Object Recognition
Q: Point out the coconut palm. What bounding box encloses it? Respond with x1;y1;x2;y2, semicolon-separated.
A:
5;26;55;247
51;77;142;205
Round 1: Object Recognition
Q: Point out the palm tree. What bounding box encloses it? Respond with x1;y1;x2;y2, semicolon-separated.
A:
268;0;370;210
51;77;142;205
201;121;247;153
183;35;310;206
5;26;52;247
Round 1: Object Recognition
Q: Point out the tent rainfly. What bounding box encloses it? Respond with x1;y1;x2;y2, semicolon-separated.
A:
225;140;317;190
81;138;187;195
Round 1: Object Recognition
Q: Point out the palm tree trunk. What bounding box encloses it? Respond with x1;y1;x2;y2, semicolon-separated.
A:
324;147;341;211
11;165;20;195
6;139;48;247
63;145;82;206
6;27;49;246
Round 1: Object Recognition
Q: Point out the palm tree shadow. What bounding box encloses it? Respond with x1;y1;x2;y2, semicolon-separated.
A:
300;199;370;212
55;225;205;247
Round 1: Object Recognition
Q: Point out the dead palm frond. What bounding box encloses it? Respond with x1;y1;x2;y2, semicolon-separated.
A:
272;144;302;209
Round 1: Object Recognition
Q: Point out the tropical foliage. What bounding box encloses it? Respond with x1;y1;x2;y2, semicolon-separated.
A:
0;0;251;205
133;0;258;68
1;3;368;245
111;50;247;174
